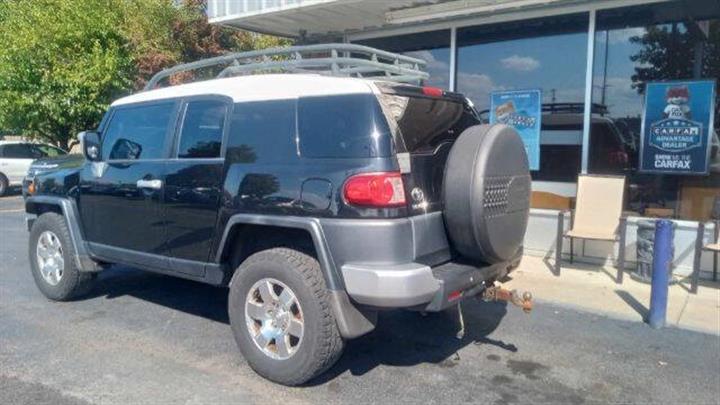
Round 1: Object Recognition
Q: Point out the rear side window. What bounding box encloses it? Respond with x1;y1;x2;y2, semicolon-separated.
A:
379;94;479;153
227;100;297;163
177;100;227;159
298;94;393;158
102;102;174;160
1;144;34;158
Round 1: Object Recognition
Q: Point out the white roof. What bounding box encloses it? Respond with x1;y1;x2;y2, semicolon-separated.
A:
112;74;375;107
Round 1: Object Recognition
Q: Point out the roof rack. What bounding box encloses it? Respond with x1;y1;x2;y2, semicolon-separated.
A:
144;43;429;91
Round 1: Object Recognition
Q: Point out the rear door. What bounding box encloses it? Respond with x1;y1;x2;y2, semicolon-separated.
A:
163;97;229;270
376;86;481;215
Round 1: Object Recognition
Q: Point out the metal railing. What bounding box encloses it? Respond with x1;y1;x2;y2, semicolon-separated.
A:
207;0;317;20
144;43;429;91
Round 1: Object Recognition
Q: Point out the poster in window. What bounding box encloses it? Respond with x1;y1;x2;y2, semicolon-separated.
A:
490;89;541;171
640;80;716;175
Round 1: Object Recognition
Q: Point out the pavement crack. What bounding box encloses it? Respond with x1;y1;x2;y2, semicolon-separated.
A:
673;293;690;327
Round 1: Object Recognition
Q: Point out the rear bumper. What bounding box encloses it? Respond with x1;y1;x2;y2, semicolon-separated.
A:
342;250;522;311
319;212;523;310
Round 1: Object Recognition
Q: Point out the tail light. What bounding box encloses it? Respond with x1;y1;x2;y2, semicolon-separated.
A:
343;172;406;207
422;86;444;97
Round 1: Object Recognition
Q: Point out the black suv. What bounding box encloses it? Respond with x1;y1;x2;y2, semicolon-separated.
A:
24;69;530;385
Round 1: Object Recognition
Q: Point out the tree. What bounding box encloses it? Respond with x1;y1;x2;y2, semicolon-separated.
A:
0;0;291;149
630;21;720;126
121;0;291;90
0;0;134;149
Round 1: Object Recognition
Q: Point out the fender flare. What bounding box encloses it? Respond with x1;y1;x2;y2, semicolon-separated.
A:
25;196;101;272
215;214;342;290
215;214;376;339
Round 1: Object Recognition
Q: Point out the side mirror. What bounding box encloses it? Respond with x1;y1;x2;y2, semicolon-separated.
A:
78;131;101;161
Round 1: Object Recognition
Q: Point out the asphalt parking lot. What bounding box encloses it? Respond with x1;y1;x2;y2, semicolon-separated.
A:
1;193;719;404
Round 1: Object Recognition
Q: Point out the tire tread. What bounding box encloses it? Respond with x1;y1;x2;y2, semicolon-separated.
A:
30;212;95;300
230;247;344;385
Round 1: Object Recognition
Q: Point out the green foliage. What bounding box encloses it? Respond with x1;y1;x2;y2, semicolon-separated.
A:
0;0;291;149
630;21;720;125
0;0;134;148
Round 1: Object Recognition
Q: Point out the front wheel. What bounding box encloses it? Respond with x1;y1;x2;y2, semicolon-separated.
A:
29;213;95;300
228;248;344;386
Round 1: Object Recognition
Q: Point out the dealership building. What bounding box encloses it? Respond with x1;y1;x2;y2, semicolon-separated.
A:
208;0;719;277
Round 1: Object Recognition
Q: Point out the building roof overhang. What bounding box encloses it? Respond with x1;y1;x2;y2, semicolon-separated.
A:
208;0;670;39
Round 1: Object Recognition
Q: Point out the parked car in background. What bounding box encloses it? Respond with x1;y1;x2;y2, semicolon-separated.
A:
0;141;67;196
22;153;85;198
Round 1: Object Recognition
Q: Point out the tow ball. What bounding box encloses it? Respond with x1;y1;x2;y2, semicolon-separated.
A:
455;285;533;339
481;285;533;313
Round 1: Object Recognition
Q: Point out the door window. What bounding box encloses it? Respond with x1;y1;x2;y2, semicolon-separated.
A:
177;100;227;159
102;102;175;160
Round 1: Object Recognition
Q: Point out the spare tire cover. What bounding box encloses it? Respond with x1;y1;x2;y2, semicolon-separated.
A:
443;124;531;264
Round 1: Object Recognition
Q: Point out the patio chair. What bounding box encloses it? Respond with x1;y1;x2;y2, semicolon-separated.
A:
690;196;720;293
555;175;627;282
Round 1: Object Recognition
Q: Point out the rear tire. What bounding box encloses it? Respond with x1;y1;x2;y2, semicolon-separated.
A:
0;173;8;196
228;248;344;386
29;213;96;300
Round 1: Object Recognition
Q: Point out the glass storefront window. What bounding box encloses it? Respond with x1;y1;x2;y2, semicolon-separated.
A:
592;1;720;220
355;30;451;89
456;14;589;194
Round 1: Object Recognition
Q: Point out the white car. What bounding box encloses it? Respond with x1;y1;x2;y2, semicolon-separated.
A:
0;141;66;196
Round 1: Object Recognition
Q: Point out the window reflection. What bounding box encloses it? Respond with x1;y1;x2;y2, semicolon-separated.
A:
101;103;174;161
456;14;589;194
592;2;720;220
177;100;227;159
355;30;451;89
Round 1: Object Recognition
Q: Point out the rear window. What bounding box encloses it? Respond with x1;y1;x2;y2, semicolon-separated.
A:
298;94;393;158
379;94;479;153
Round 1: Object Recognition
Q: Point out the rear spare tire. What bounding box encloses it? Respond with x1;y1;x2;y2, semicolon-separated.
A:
443;124;531;264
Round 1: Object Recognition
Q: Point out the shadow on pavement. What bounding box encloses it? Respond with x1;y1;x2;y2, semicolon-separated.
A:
614;290;648;320
309;299;513;385
85;265;514;384
88;266;231;324
0;187;22;198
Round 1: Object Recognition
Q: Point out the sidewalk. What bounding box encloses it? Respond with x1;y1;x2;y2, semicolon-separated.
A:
505;256;720;335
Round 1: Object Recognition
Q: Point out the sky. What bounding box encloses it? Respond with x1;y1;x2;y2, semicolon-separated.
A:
405;27;652;117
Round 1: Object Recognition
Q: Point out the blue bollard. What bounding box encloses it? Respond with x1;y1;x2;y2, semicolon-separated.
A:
648;219;673;329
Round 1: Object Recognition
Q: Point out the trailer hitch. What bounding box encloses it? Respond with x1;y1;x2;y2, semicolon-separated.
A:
481;286;533;313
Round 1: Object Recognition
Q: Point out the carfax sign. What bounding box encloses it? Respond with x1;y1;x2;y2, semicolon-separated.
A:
640;80;716;174
490;89;541;171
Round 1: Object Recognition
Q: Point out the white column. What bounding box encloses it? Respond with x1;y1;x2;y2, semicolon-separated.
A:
449;26;457;91
581;9;597;174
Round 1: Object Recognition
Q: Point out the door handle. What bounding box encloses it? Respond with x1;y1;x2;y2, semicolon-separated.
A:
136;179;163;190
